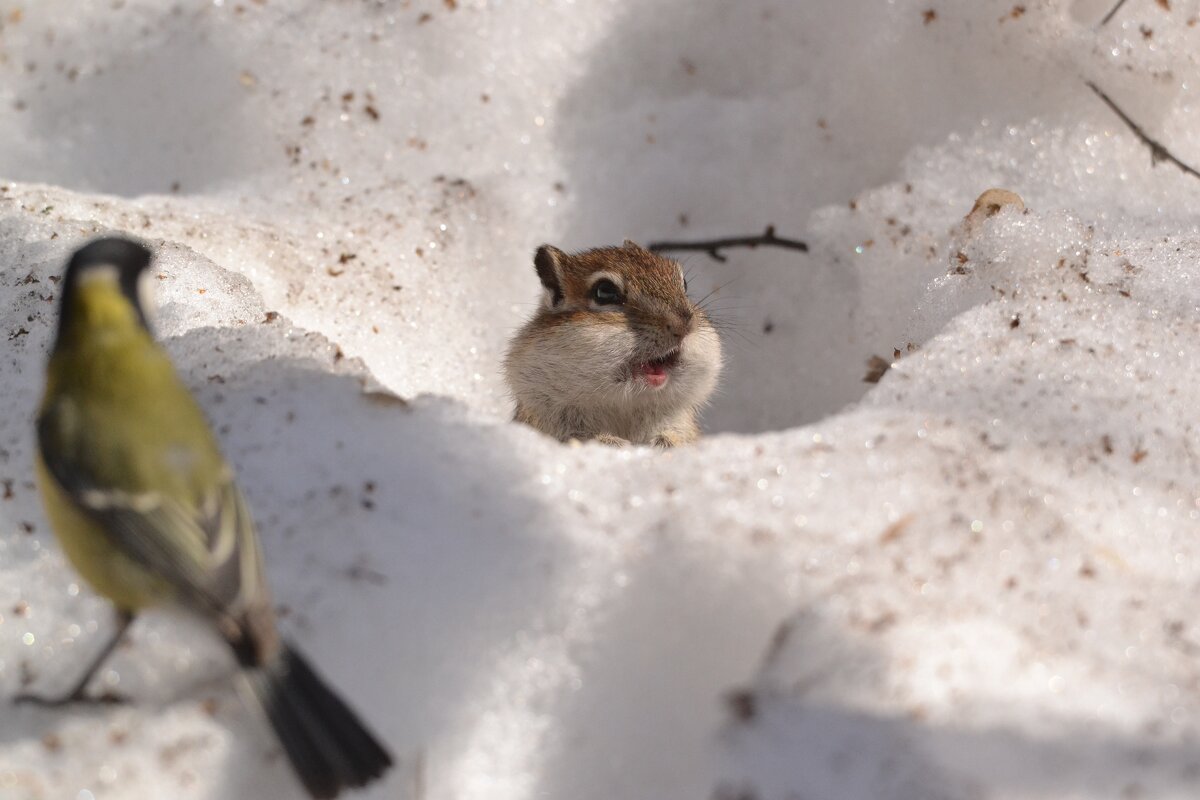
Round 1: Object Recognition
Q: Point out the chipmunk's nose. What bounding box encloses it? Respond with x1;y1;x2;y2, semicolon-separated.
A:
666;308;695;341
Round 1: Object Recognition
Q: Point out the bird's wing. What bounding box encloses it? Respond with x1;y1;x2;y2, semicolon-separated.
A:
36;405;265;620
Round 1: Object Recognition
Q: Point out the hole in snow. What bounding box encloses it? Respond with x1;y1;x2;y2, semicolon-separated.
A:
552;0;1087;434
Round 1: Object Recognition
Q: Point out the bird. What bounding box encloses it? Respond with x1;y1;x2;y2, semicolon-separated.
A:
19;236;393;798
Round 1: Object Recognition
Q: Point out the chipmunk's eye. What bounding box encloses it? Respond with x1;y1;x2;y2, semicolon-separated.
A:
590;278;624;306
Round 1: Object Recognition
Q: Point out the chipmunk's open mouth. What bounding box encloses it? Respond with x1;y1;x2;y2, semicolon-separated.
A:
633;348;681;389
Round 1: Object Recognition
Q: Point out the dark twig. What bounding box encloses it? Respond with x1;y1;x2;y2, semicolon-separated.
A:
1087;81;1200;180
648;225;808;263
1100;0;1130;26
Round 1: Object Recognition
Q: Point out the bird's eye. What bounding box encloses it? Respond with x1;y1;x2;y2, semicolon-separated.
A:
590;278;624;306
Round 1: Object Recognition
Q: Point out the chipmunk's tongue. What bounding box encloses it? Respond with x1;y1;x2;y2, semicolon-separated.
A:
636;353;676;388
639;361;669;388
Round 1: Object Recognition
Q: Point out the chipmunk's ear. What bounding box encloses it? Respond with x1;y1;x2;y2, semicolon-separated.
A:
534;245;566;308
622;238;645;251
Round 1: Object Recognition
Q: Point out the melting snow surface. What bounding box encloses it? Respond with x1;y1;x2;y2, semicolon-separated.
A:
1;1;1200;799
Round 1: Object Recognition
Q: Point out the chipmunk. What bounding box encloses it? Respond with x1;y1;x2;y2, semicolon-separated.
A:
504;240;722;447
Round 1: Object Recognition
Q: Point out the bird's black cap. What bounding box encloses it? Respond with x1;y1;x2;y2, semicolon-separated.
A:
56;236;155;344
65;237;153;284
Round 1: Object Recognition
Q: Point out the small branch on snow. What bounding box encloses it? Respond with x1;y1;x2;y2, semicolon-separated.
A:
1099;0;1131;26
1086;80;1200;181
648;225;808;263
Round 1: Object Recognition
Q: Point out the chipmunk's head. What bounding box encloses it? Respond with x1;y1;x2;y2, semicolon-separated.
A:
507;240;722;421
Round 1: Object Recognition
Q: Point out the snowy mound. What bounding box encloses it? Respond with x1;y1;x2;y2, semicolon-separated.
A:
2;1;1200;799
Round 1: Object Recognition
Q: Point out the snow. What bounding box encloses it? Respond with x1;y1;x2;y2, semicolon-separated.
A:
2;0;1200;798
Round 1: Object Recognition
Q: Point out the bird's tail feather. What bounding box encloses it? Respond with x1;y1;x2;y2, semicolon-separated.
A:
243;642;393;799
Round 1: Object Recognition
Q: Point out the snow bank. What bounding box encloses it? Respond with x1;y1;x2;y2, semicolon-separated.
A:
1;1;1199;799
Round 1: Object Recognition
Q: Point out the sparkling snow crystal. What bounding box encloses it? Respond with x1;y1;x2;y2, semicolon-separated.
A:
1;1;1199;799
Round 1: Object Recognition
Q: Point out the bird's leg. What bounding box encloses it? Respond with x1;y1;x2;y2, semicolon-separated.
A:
14;609;135;706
